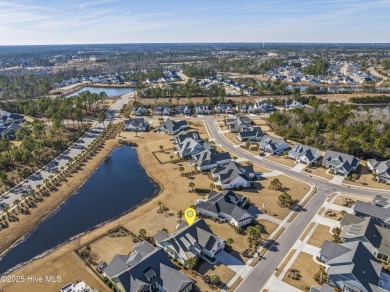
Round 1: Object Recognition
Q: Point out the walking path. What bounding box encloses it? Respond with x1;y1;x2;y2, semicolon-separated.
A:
0;92;134;214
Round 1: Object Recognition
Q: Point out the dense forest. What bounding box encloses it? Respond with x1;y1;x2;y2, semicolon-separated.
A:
382;59;390;70
303;59;330;76
182;65;216;78
349;95;390;104
269;96;390;159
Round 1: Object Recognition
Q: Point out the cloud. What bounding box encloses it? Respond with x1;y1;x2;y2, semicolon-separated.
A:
79;0;118;9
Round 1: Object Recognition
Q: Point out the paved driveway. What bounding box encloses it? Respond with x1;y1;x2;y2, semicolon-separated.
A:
330;174;345;185
291;163;307;173
215;250;246;273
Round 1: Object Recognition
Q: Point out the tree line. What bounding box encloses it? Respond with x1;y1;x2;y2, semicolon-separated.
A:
269;96;390;159
349;95;390;104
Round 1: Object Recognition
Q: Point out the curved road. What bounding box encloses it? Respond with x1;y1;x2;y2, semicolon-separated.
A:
200;118;389;292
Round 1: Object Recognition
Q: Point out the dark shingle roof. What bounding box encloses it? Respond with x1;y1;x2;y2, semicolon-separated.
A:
354;200;390;224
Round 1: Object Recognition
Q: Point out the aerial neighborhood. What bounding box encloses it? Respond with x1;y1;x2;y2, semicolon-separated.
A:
0;42;390;292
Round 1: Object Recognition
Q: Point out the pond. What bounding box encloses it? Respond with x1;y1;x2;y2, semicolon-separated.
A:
0;146;158;275
66;87;134;98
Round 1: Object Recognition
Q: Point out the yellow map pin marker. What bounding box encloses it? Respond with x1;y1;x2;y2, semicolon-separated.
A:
185;208;196;226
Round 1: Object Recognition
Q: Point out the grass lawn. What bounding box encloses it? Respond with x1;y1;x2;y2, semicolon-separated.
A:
307;224;333;248
275;249;296;277
343;165;390;190
89;235;135;267
333;195;371;207
258;219;279;239
306;165;333;180
224;132;241;145
241;175;310;220
324;209;344;221
282;252;321;290
0;246;109;292
264;155;297;168
184;261;235;291
153;148;177;163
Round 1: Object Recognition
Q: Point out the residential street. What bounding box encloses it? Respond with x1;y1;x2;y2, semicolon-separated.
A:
198;117;390;291
0;92;133;213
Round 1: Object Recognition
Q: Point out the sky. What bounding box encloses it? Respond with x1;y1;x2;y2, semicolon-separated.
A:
0;0;389;45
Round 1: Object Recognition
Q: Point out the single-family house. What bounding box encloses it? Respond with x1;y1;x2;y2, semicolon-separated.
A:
254;102;274;113
367;159;390;183
194;104;213;115
154;219;225;264
237;127;263;142
259;135;289;155
176;137;209;158
308;284;334;292
174;131;202;144
103;241;193;292
1;123;22;140
124;118;149;132
195;191;253;227
319;241;385;292
288;144;320;165
0;110;25;127
211;161;252;189
175;105;192;116
236;103;257;114
157;119;188;135
153;105;172;116
340;215;390;262
322;151;359;176
225;116;252;133
353;196;390;226
132;107;148;116
192;150;231;171
284;100;304;109
59;281;97;292
215;104;234;114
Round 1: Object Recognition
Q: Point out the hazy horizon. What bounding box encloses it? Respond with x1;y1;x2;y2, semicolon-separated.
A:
1;0;390;45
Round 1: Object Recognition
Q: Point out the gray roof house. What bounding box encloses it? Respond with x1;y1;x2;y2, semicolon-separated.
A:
237;127;263;142
367;159;390;183
124;118;149;132
215;104;234;114
194;104;212;115
155;219;225;264
211;161;252;190
353;197;390;226
192;150;231;171
254;101;274;113
288;144;320;165
225;116;252;133
195;191;253;227
322;150;359;176
259;135;289;155
153;105;172;116
103;241;193;292
309;284;334;292
1;123;22;140
157;119;188;135
0;110;25;127
236;103;257;113
319;240;385;292
132;107;148;116
284;100;304;109
340;215;390;262
175;105;192;116
174;131;202;144
176;137;209;158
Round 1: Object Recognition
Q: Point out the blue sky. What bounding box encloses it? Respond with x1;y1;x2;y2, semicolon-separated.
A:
0;0;389;45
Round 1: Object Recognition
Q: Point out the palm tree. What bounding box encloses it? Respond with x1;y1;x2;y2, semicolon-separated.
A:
179;166;185;174
177;210;184;222
139;228;147;239
158;201;164;213
189;182;195;191
159;145;164;152
98;111;107;129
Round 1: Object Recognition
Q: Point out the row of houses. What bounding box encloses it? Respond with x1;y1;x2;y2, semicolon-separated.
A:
205;77;258;95
133;101;274;117
54;72;125;87
312;195;390;292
